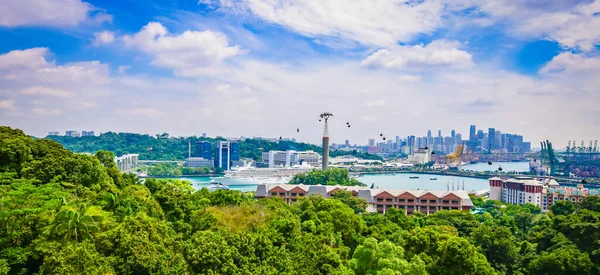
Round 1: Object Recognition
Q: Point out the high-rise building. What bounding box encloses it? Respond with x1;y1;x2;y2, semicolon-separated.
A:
215;141;239;170
82;131;94;137
451;129;456;143
427;130;432;147
65;131;80;137
407;135;416;155
345;139;350;147
202;133;207;138
437;130;442;138
368;138;375;147
196;141;212;160
477;130;484;140
469;125;476;141
47;131;60;136
230;142;240;163
488;128;496;150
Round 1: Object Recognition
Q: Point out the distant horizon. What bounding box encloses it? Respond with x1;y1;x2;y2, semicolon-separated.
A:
34;125;547;149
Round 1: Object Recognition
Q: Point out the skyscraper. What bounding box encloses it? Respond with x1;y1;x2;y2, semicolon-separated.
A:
230;142;240;163
368;138;375;147
196;141;212;160
469;125;476;141
427;130;432;146
408;135;416;155
451;129;456;143
215;141;231;170
488;128;496;150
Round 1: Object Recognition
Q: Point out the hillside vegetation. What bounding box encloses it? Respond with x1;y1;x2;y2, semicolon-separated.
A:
47;133;383;161
1;126;599;274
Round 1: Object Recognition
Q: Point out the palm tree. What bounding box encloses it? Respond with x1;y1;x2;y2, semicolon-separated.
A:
103;193;138;220
52;204;102;242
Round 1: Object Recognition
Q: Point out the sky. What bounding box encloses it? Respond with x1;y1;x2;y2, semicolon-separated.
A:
1;0;600;147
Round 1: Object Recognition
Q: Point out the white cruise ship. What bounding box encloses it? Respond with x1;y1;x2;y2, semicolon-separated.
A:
221;162;314;185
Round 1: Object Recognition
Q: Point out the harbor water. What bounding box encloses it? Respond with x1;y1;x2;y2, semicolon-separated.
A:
179;162;532;192
461;161;529;173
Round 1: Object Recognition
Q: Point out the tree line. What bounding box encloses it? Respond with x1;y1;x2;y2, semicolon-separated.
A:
47;132;383;161
1;126;599;274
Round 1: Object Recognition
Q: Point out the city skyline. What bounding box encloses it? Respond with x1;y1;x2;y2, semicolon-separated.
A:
1;1;600;146
42;123;541;151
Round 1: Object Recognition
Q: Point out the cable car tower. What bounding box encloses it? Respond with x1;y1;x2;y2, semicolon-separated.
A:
320;112;333;170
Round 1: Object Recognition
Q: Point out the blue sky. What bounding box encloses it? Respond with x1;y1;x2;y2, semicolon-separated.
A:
1;0;600;146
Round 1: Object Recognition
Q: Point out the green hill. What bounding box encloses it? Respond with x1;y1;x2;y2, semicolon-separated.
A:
46;132;383;161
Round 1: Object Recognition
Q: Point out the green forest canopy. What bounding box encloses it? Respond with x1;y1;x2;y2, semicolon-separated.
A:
1;126;600;274
46;132;383;161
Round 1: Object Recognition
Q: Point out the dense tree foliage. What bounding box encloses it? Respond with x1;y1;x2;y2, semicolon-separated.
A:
2;126;600;274
47;132;383;161
289;167;365;186
144;163;219;177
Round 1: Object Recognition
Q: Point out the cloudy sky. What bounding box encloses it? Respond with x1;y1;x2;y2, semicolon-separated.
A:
1;0;599;146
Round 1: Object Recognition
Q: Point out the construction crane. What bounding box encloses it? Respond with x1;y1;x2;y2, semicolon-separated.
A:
442;141;465;169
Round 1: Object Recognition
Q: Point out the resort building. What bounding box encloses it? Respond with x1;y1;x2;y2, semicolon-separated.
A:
255;184;473;215
489;176;600;212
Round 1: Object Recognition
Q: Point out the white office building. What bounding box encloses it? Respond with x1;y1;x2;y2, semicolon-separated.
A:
185;157;214;168
65;131;80;137
408;148;432;164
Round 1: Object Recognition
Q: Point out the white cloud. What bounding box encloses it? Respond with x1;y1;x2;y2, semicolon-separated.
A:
21;86;73;98
0;0;111;27
93;31;115;45
366;99;385;107
0;48;111;85
397;74;422;82
361;40;474;69
117;65;131;74
32;108;62;116
0;48;111;128
221;0;444;47
123;22;244;76
455;0;600;51
0;99;16;110
540;52;600;75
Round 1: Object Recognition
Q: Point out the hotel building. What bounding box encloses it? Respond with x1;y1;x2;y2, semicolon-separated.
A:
255;184;473;215
489;176;600;212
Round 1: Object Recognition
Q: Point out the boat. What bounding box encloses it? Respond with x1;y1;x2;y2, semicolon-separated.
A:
221;161;313;185
409;176;419;179
430;177;438;180
208;182;229;191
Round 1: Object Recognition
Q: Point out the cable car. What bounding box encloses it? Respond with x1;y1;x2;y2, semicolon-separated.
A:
498;166;503;171
488;161;492;165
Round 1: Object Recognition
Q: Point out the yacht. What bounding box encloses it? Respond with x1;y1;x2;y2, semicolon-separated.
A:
208;182;229;191
430;177;438;180
409;176;419;179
